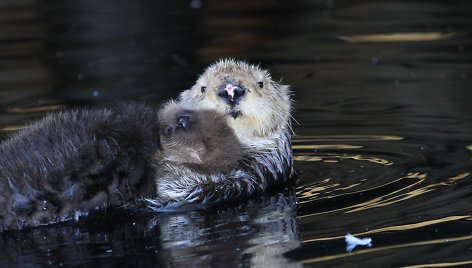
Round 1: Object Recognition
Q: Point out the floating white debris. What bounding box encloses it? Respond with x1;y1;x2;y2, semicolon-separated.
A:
345;233;372;252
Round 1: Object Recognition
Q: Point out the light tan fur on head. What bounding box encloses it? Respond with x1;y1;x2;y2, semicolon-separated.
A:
179;59;292;148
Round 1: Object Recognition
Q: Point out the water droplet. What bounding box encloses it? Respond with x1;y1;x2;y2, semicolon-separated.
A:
93;90;99;97
371;57;378;64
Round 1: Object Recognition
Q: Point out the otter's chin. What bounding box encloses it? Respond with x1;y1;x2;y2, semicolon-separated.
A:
229;110;242;119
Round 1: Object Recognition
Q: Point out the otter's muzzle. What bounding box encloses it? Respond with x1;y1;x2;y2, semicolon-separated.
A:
218;82;245;105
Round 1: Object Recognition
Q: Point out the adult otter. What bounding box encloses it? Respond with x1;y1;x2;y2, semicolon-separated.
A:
0;103;160;231
150;59;296;207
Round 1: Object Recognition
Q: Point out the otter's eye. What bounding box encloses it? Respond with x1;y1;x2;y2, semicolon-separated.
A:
201;86;207;93
257;81;264;88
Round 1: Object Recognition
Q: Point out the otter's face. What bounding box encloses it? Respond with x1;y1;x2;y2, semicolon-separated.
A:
180;59;292;144
158;103;205;164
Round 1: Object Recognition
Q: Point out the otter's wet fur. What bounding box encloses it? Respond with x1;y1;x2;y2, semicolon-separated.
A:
0;103;159;231
148;59;296;208
151;101;242;205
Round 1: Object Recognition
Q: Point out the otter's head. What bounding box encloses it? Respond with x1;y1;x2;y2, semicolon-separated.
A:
179;59;292;146
157;101;206;165
157;100;242;174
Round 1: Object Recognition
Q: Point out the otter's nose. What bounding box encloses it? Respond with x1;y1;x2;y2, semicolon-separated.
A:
177;115;190;129
218;82;245;104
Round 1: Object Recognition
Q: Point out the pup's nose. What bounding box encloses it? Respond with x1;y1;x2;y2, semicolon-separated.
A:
177;115;190;128
218;82;245;104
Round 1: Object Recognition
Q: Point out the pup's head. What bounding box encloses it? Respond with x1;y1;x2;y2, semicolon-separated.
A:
158;101;206;165
180;59;292;145
157;100;242;173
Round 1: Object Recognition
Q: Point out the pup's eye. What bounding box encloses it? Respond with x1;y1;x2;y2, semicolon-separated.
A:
257;82;264;88
201;86;207;93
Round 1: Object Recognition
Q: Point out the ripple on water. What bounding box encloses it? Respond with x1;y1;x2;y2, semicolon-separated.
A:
288;134;472;264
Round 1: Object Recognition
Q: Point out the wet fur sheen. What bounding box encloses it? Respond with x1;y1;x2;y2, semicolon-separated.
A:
0;103;159;231
149;59;296;208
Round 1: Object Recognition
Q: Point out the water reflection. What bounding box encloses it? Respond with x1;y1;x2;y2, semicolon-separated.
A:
154;188;301;267
0;188;301;267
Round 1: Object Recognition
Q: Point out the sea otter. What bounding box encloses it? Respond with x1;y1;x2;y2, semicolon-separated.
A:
0;101;242;230
0;59;295;228
148;59;296;207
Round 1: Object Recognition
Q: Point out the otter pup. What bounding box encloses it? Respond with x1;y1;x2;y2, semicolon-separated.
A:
0;103;160;231
0;101;242;230
149;59;296;207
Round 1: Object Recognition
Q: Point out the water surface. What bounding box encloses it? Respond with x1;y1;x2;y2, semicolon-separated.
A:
1;0;471;267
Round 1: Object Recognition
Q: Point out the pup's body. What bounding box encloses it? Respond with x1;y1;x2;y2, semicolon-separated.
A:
150;59;296;207
0;103;159;231
0;101;243;229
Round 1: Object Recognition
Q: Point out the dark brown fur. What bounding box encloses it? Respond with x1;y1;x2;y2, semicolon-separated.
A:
0;103;160;231
157;102;242;175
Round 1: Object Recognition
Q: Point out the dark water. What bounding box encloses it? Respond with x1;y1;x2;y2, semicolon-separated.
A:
1;0;472;267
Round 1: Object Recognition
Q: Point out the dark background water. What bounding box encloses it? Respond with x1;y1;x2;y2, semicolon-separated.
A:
1;0;472;267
